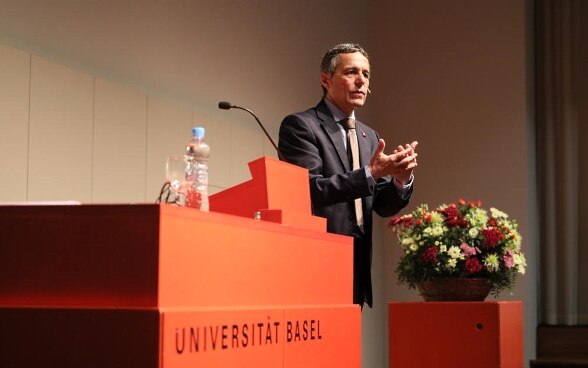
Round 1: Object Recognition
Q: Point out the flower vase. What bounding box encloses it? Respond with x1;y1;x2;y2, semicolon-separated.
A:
416;277;492;301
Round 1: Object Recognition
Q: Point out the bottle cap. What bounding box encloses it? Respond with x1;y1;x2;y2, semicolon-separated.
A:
192;127;205;138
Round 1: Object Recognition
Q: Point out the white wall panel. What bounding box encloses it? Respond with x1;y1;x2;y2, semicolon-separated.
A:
28;55;93;202
0;44;29;201
146;97;192;202
93;78;147;203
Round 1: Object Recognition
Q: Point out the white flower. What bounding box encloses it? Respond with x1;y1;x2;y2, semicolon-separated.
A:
468;228;479;238
439;245;447;253
490;207;508;219
446;258;458;269
514;254;527;274
447;246;463;259
431;226;444;236
401;237;414;246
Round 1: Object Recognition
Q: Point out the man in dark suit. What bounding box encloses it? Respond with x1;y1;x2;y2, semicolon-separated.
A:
278;43;418;308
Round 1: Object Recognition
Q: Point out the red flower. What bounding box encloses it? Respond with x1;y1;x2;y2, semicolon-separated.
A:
389;217;402;226
389;216;415;228
441;205;468;227
425;213;433;223
420;246;438;264
482;227;505;248
441;205;461;227
464;257;483;274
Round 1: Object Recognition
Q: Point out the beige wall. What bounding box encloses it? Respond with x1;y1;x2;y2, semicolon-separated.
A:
0;44;266;202
0;0;535;366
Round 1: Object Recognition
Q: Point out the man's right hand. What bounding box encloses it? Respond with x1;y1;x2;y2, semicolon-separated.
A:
368;139;418;182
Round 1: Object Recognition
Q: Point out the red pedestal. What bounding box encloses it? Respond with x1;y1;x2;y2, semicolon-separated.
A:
0;157;360;368
388;301;523;368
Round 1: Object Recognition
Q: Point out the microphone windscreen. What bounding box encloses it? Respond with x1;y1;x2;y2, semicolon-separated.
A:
218;101;232;110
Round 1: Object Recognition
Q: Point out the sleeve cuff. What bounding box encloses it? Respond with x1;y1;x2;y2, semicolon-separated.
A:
393;175;413;199
364;166;377;186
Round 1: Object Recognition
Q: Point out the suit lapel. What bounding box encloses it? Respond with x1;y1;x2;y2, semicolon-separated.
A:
315;101;351;171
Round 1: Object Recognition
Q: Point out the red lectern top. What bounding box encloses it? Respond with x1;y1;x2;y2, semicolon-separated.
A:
209;156;326;232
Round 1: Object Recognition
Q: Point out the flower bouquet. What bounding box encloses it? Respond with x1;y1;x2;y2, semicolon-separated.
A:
389;199;526;298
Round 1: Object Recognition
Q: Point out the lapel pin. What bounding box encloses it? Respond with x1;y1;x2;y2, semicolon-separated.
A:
362;131;366;137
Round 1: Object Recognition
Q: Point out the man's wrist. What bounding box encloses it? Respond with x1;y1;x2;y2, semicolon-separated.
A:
393;174;414;189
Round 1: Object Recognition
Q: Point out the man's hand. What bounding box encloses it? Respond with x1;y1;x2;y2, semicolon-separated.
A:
368;140;418;183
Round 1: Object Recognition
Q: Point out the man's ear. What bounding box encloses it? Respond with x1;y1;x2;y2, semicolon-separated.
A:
321;72;330;91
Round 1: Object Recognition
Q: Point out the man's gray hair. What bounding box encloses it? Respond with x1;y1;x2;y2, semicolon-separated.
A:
320;43;369;95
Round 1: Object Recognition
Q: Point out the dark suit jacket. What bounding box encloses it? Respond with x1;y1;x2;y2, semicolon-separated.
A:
278;99;412;307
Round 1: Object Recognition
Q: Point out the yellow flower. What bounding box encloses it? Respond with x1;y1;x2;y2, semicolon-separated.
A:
484;254;500;272
431;226;444;236
430;211;444;224
465;207;488;227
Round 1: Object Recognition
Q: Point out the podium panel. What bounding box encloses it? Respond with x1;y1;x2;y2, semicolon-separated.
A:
388;301;523;368
0;204;160;307
0;204;352;308
158;205;352;307
0;307;160;368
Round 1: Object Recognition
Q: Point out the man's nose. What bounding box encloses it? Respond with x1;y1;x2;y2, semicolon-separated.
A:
355;73;368;86
356;74;367;85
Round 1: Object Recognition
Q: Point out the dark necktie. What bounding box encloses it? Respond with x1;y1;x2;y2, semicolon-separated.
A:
342;118;364;229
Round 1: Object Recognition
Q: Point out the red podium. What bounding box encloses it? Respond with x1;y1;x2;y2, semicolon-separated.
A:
388;301;523;368
0;157;360;368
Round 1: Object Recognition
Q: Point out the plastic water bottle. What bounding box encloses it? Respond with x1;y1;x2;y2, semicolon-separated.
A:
185;127;210;211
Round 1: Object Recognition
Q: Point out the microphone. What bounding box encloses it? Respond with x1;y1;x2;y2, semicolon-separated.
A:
218;101;282;158
218;101;233;110
367;88;372;94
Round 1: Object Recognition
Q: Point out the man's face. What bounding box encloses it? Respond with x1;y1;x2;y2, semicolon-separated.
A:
321;52;370;116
